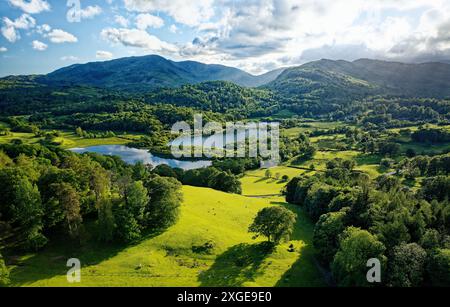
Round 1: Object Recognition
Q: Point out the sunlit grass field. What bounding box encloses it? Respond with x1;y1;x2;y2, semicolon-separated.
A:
9;186;324;287
0;130;135;148
240;166;309;196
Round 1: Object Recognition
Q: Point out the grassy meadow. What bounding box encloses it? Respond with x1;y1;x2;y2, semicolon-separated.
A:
8;186;324;287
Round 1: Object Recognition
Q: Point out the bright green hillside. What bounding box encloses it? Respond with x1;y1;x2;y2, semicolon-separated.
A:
9;186;324;287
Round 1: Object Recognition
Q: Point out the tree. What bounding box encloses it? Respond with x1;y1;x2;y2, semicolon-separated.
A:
265;169;272;178
313;210;347;263
96;199;115;243
10;176;47;250
304;183;340;221
54;183;83;240
144;176;183;229
125;181;150;223
114;204;142;243
331;227;386;287
427;248;450;287
420;176;450;202
0;253;10;287
248;206;297;244
388;243;427;287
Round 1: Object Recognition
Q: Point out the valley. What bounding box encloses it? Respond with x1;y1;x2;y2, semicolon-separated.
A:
0;56;449;288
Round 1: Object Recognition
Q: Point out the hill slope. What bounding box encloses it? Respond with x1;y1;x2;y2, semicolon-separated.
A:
268;59;450;99
9;186;324;287
39;55;281;91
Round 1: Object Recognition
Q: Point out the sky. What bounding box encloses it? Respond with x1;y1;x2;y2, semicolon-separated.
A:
0;0;449;77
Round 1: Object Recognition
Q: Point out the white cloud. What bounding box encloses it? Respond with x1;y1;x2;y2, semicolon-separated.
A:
1;23;19;42
169;24;178;33
123;0;214;27
96;50;113;59
170;0;450;73
135;13;164;30
1;14;35;43
0;47;7;52
101;27;177;52
46;29;78;43
114;15;129;27
8;0;50;14
36;23;51;34
32;40;47;51
61;55;79;61
80;5;103;19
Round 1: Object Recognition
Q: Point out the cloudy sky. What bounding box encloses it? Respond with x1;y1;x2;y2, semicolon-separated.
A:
1;0;449;76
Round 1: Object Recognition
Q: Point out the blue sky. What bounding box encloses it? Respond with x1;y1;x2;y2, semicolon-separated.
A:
1;0;449;77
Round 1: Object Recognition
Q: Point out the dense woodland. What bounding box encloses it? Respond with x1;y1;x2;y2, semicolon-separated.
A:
285;155;450;286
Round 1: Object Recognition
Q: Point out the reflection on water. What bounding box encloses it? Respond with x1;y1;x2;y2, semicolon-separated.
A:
70;145;211;170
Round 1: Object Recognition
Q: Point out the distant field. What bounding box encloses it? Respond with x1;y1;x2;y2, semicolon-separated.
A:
9;186;324;287
0;131;137;148
241;166;309;196
55;132;134;149
282;121;347;138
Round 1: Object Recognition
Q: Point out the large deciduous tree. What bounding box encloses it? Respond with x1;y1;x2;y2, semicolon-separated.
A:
248;206;297;244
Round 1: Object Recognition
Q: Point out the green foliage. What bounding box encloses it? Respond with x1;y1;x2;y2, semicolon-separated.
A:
412;128;450;144
387;243;427;287
248;206;297;244
420;176;450;202
313;210;347;263
178;167;242;194
427;249;450;287
144;176;183;229
331;227;386;287
96;199;115;243
0;253;10;287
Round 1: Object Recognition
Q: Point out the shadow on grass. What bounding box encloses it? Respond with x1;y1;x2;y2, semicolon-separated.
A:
274;243;327;287
7;226;164;286
271;201;328;287
198;242;274;287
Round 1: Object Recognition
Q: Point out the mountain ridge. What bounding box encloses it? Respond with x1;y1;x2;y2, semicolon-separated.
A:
38;54;283;91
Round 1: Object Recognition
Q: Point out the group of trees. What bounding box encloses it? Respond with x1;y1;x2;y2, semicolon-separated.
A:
75;127;116;139
411;128;450;144
280;132;316;162
397;153;450;180
0;143;183;276
285;157;450;286
151;163;242;194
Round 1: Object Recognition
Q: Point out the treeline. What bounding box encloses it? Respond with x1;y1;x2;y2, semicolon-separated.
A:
145;81;277;119
285;157;450;286
0;143;183;255
397;153;450;182
411;128;450;144
151;163;242;194
4;79;449;130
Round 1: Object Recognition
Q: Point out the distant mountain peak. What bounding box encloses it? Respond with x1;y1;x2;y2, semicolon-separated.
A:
39;54;283;91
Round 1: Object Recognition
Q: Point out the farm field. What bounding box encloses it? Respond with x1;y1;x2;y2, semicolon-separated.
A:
8;186;324;287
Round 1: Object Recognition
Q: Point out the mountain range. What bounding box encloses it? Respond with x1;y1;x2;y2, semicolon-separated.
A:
271;58;450;98
38;55;284;91
3;55;450;99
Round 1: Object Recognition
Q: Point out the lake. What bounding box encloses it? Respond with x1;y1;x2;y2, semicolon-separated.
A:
70;145;212;170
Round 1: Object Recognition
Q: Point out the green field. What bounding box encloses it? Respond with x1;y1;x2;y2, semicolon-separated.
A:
0;131;135;148
9;186;324;287
240;166;309;196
